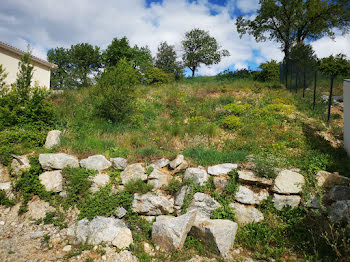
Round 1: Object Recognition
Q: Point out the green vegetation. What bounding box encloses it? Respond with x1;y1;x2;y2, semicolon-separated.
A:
0;190;15;207
124;179;154;194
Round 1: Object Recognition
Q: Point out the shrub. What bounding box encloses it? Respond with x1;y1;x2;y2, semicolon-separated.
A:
144;67;174;85
210;205;235;221
254;60;280;82
62;167;96;208
220;115;242;130
78;186;133;220
94;59;140;122
124;179;153;194
223;103;251;115
163;178;182;195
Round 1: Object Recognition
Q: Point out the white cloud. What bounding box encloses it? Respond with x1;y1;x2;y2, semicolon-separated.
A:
235;0;259;13
311;33;350;58
0;0;348;77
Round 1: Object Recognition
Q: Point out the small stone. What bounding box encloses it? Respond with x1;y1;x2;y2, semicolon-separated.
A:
110;157;128;170
151;158;170;170
143;242;155;255
207;163;238;176
237;170;273;186
29;231;44;239
272;194;301;210
173;160;189;173
62;245;72;252
11;155;31;175
174;185;189;208
90;173;110;192
272;170;305;194
0;182;11;191
39;170;63;192
26;198;55;219
184;168;209;185
0;221;5;226
120;163;147;184
229;202;264;225
80;155;112;171
115;206;127;218
235;185;269;205
169;155;185;169
44;130;62;149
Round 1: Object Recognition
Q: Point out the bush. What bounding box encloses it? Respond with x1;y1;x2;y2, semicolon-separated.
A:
163;178;182;195
223;103;251;115
124;178;153;194
221;115;242;130
254;60;280;82
144;67;174;85
94;59;140;122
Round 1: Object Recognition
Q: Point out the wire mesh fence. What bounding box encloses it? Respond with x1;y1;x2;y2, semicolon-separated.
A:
279;61;343;122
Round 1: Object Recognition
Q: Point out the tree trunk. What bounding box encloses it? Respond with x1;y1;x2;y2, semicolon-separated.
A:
191;67;196;78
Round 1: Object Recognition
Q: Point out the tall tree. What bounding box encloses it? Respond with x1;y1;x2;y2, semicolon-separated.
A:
70;43;101;88
47;47;71;89
132;45;153;72
182;28;230;77
103;37;134;68
236;0;350;60
15;53;33;103
155;41;183;79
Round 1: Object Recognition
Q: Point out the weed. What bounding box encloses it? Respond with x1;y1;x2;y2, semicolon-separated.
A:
0;190;15;207
220;115;242;130
43;211;68;229
124;179;154;194
163;178;182;195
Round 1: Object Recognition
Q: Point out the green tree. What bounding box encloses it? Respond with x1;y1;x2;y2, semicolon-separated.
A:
132;45;153;73
254;60;280;82
15;53;34;103
182;28;230;77
0;64;8;94
47;47;71;89
236;0;350;60
103;37;134;68
155;41;183;79
290;43;318;69
70;43;101;88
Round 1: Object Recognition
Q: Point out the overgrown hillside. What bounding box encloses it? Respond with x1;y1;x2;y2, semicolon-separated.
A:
1;74;350;262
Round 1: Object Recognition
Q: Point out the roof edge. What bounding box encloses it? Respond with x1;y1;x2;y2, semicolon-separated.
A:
0;41;57;69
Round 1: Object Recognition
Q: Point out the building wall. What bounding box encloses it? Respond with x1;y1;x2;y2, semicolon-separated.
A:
344;80;350;157
0;46;51;89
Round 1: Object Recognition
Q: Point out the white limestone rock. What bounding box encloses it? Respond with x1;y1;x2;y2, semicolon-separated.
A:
235;185;269;205
272;194;301;210
148;169;172;189
184;168;209;186
39;153;79;170
152;211;196;251
132;192;174;215
272;170;305;194
80;155;112;171
26;198;55;220
174;185;189;209
229;202;264;225
207;163;238;176
237;170;273;186
316;171;350;188
187;192;221;218
120;164;147;184
90;173;110;193
39;170;63;192
44;130;62;149
11;155;31;175
213;176;229;194
110;157;128;170
151;158;170;170
0;164;10;182
169;155;185;169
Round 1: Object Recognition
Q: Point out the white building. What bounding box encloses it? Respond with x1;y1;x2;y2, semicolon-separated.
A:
0;41;56;89
344;79;350;156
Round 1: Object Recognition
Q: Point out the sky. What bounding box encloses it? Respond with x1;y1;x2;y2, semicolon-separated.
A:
1;0;349;76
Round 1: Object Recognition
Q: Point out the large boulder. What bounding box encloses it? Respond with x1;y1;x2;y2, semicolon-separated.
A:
272;194;301;210
148;169;172;189
11;155;31;175
120;164;147;184
207;163;238;176
187;193;221;218
184;168;209;186
110;157;128;170
39;153;79;170
229;202;264;225
235;185;269;205
68;216;133;249
169;155;185;169
152;211;196;251
316;171;350;188
44;130;62;149
191;218;238;257
80;155;112;171
39;170;63;192
272;170;305;194
328;200;350;224
237;170;273;186
132;192;174;215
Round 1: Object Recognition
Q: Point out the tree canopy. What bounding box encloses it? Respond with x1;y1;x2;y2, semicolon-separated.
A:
236;0;350;60
155;41;183;79
319;53;350;78
182;28;229;77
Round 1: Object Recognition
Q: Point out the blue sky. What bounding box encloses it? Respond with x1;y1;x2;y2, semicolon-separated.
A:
1;0;349;76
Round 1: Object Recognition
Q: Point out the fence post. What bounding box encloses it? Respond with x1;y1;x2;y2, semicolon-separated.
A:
290;64;293;91
327;76;334;122
295;69;298;93
313;71;317;110
302;70;306;98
